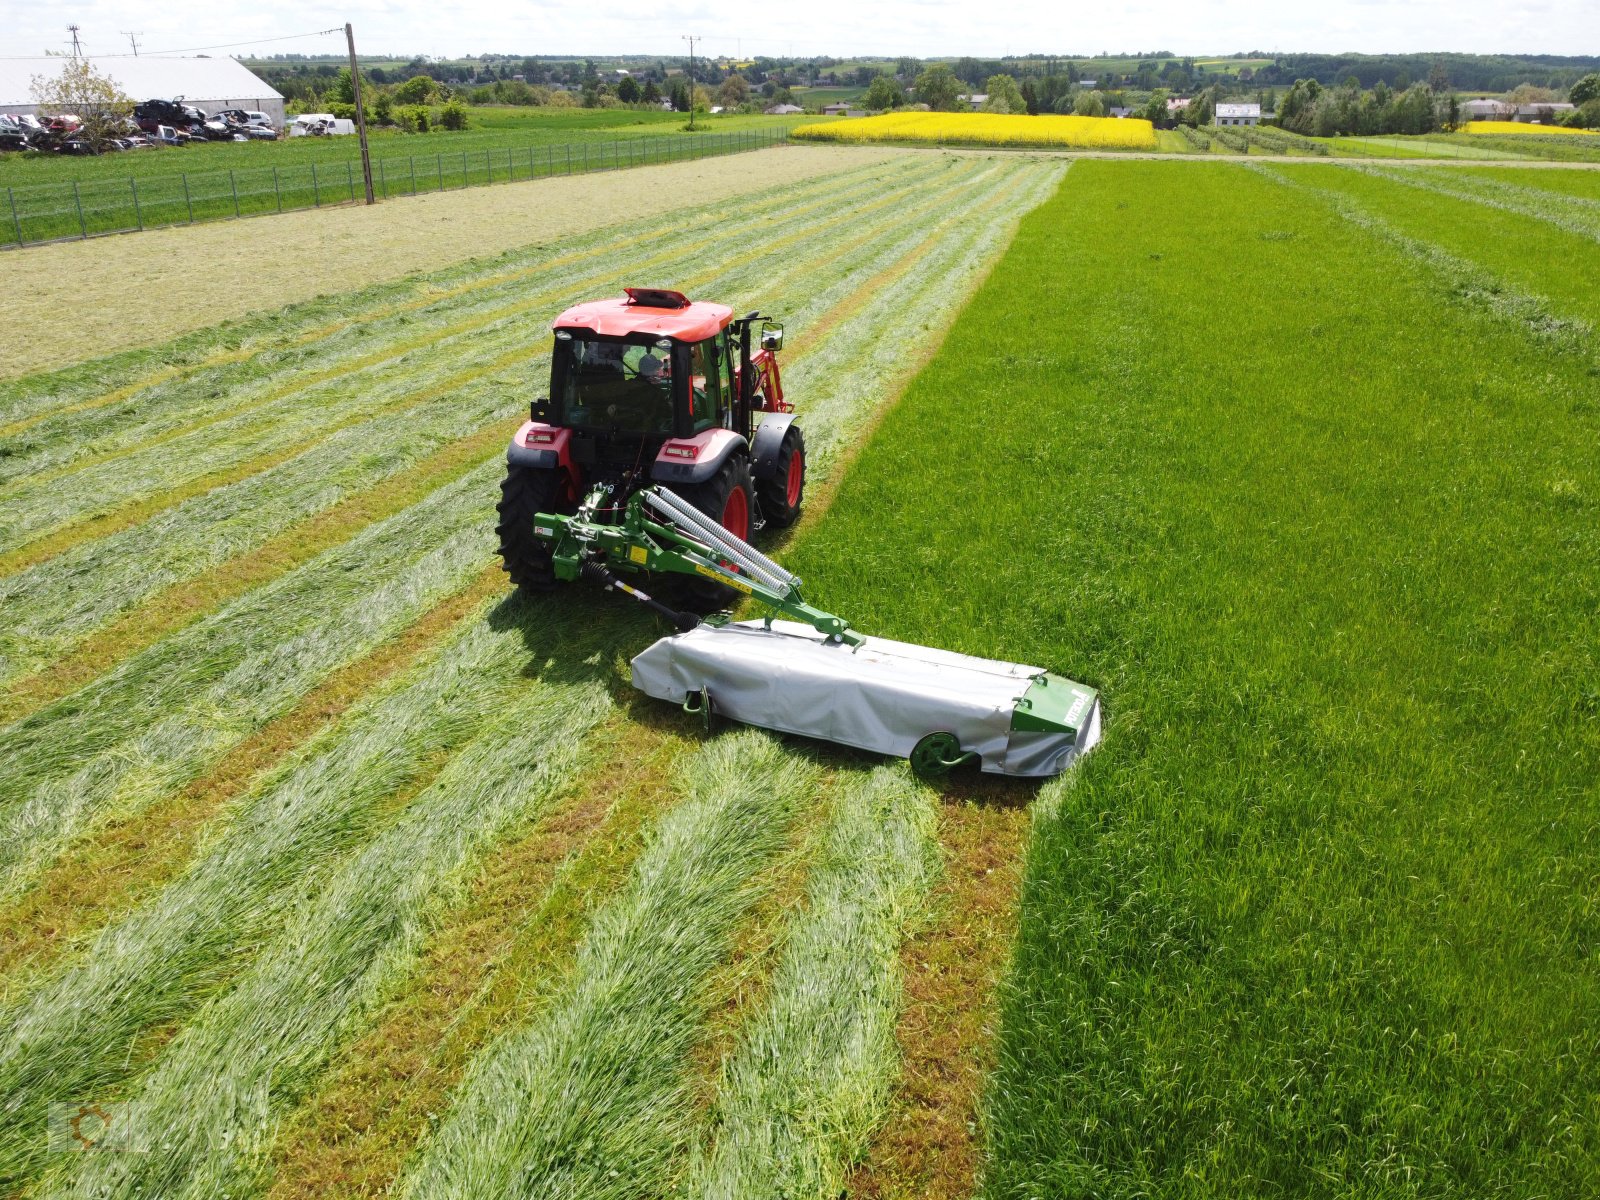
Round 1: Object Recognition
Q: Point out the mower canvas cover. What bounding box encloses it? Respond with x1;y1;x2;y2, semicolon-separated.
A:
631;620;1101;777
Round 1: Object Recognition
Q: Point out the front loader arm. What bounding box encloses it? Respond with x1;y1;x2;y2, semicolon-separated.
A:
532;487;861;645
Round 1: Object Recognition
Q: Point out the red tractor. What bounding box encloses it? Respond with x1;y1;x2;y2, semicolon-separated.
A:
497;287;806;592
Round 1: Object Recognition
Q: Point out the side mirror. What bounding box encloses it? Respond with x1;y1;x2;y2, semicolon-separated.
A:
760;325;784;352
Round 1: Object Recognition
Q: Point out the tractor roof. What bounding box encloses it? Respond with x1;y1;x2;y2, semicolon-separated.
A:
553;289;732;342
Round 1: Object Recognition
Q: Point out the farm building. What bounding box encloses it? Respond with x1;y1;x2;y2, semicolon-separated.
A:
764;103;803;114
1516;102;1575;124
956;94;988;110
1215;102;1261;127
0;56;283;126
1461;97;1514;120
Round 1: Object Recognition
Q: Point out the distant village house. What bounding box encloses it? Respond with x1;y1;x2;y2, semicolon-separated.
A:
1215;102;1261;127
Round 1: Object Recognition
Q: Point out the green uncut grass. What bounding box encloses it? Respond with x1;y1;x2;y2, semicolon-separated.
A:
786;160;1600;1197
1285;165;1600;330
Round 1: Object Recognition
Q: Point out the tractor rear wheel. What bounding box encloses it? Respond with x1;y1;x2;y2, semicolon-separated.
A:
496;466;570;592
756;425;806;529
672;455;755;609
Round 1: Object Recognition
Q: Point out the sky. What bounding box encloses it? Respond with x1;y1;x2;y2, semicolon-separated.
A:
11;0;1599;63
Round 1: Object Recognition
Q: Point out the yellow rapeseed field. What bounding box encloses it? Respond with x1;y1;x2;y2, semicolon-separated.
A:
1464;120;1597;137
793;111;1158;151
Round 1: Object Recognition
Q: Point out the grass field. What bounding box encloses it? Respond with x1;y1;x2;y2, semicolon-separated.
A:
0;148;1062;1198
2;144;1598;1199
786;158;1600;1196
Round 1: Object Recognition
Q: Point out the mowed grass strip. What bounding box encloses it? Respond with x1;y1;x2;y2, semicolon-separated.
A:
1456;164;1600;201
1250;164;1594;357
1359;163;1600;241
0;593;611;1189
0;158;981;692
32;638;614;1200
681;765;941;1200
785;159;1600;1197
0;565;505;998
0;156;929;479
0;158;971;574
848;793;1031;1200
263;715;690;1200
0;417;513;716
0;460;501;900
398;732;821;1200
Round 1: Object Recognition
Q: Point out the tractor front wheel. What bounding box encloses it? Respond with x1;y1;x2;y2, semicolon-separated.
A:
496;466;570;593
756;425;806;529
672;455;755;608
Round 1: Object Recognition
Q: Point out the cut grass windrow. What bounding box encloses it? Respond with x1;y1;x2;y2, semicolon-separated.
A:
30;635;614;1200
0;154;915;435
263;717;690;1200
0;394;511;696
0;595;613;1188
682;765;941;1200
0;564;506;999
0;159;977;572
1287;164;1600;335
0;459;500;901
398;732;821;1200
0;157;932;477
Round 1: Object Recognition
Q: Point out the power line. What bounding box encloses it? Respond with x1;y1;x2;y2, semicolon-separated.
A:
66;28;343;60
120;30;142;56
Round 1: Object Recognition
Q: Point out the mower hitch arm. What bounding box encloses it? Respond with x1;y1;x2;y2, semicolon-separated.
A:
533;488;863;645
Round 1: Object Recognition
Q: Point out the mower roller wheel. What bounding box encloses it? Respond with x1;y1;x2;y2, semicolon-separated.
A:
756;425;806;529
496;466;570;592
671;454;755;609
910;732;971;778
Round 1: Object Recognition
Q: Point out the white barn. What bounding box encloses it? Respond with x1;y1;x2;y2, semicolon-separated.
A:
1215;102;1261;127
0;56;284;126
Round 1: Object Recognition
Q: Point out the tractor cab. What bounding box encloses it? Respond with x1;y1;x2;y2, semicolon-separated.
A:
545;289;733;441
498;287;805;594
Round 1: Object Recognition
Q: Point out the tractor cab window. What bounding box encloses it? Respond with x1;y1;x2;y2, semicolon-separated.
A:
688;339;722;431
554;334;675;436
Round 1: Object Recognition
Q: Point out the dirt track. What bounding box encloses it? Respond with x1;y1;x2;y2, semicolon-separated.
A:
0;144;901;379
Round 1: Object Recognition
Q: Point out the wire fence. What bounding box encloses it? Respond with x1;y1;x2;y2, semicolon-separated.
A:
2;125;790;248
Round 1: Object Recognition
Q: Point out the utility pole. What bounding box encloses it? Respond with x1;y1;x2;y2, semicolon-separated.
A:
121;31;142;55
682;34;698;130
345;22;376;205
67;25;83;58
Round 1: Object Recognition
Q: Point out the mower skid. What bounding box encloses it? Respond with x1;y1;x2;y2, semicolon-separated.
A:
630;620;1100;778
